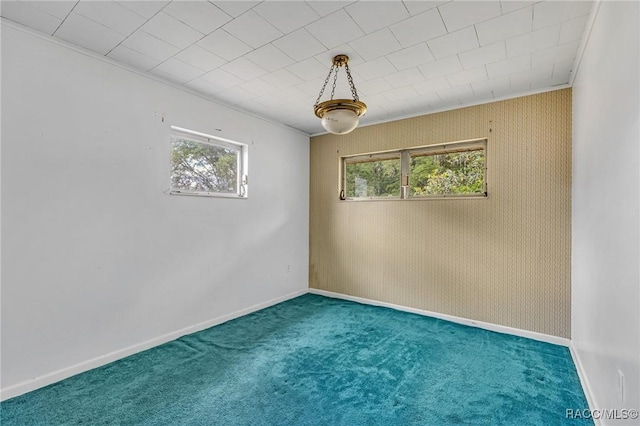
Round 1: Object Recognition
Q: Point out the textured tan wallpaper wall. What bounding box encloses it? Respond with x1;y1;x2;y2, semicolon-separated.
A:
309;89;572;338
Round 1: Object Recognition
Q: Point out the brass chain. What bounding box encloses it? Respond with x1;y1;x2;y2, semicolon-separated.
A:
345;63;359;102
315;60;360;106
314;65;336;108
330;66;339;100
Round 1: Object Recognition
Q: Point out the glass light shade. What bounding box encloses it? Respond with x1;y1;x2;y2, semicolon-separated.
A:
321;109;360;135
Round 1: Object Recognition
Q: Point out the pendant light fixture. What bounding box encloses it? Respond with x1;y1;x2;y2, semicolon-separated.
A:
313;55;367;135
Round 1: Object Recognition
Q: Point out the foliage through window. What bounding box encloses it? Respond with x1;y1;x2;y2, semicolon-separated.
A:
341;140;486;200
345;156;401;198
170;126;247;198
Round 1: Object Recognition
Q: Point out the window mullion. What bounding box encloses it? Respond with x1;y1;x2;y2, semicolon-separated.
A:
401;150;410;200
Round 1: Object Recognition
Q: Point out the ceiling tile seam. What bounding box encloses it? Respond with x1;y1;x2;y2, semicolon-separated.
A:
104;1;173;57
164;7;232;39
341;7;367;36
436;6;449;33
51;0;79;37
155;58;209;85
400;1;412;16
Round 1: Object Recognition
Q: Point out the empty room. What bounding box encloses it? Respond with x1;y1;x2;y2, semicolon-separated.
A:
1;0;638;425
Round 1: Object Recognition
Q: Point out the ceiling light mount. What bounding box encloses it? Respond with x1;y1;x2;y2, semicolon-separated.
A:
314;55;367;135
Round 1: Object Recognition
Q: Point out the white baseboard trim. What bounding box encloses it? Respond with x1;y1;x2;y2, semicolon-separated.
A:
569;343;601;425
0;288;307;401
308;289;570;347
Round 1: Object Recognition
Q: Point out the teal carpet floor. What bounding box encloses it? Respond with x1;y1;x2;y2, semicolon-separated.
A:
1;294;591;425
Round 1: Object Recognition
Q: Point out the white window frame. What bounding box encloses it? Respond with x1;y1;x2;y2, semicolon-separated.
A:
340;138;487;201
170;126;248;199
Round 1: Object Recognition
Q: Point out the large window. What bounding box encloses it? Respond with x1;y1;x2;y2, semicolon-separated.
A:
170;126;248;198
341;139;486;201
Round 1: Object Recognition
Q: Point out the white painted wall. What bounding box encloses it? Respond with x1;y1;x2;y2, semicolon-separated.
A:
0;24;309;397
572;1;640;422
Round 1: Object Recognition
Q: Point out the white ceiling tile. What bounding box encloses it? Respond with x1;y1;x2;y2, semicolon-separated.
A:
475;6;532;46
509;64;553;88
509;78;532;94
211;1;260;18
254;1;320;34
262;69;305;89
500;0;537;14
55;12;125;55
277;86;312;103
438;1;501;32
286;57;327;82
215;86;257;106
412;76;451;94
273;28;327;62
357;77;394;96
222;10;282;49
296;79;327;97
419;55;462;79
199;68;243;90
385;67;425;88
175;45;226;72
150;58;203;84
116;1;169;19
245;44;294;72
107;45;161;71
559;15;589;44
221;57;268;81
403;1;449;16
163;1;232;35
306;9;364;49
141;12;204;49
506;24;560;57
382;85;419;101
471;75;510;97
348;29;402;61
530;74;568;91
239;78;280;97
458;41;506;69
345;1;409;34
437;84;474;102
427;26;478;59
184;78;225;96
389;8;447;48
533;1;593;30
552;59;574;81
485;54;531;78
197;30;252;61
531;41;579;69
122;30;180;62
386;43;435;70
306;1;353;17
254;93;287;109
73;1;147;36
0;1;62;34
356;57;398;80
447;66;488;87
27;1;76;19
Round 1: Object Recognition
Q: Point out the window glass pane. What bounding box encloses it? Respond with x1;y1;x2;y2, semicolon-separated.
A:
346;158;401;198
171;137;238;193
410;149;485;196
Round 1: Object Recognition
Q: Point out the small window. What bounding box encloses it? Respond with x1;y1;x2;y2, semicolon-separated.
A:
345;154;401;199
170;126;247;198
341;139;486;201
410;145;485;198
